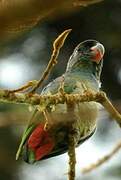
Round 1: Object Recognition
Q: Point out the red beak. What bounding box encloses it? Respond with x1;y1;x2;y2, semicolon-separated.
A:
91;43;105;63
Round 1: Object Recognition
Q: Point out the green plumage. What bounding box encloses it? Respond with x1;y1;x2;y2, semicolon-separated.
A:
16;39;105;162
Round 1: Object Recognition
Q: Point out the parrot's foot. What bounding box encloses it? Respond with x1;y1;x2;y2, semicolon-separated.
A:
58;75;65;96
83;89;95;98
43;110;53;131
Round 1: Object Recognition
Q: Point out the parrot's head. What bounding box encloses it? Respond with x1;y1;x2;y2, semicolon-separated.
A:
66;40;105;80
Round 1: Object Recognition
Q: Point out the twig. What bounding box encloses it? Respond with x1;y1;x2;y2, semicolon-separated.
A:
68;133;76;180
8;80;38;93
100;93;121;127
0;89;94;105
81;140;121;174
1;29;71;95
0;89;97;106
0;90;121;126
30;29;72;93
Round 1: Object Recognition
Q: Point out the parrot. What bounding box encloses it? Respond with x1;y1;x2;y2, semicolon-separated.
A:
16;39;105;164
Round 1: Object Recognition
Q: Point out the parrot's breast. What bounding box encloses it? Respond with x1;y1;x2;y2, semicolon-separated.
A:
46;101;98;142
41;72;100;148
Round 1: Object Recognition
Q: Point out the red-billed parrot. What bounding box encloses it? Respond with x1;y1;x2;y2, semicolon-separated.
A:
16;39;105;164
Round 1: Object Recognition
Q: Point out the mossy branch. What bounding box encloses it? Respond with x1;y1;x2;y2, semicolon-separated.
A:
82;140;121;174
68;133;76;180
0;89;121;126
0;89;105;106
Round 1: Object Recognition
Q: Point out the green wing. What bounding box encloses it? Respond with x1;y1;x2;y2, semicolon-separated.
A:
16;109;41;160
16;124;36;160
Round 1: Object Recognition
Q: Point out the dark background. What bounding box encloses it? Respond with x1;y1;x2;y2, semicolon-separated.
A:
0;0;121;179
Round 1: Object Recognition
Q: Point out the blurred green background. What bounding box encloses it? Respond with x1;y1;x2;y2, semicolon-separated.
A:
0;0;121;180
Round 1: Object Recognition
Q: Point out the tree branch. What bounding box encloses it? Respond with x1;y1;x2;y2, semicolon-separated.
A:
0;90;121;126
68;133;76;180
81;140;121;174
30;29;72;93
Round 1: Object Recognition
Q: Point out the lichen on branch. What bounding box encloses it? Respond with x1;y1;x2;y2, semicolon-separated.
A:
0;88;121;126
